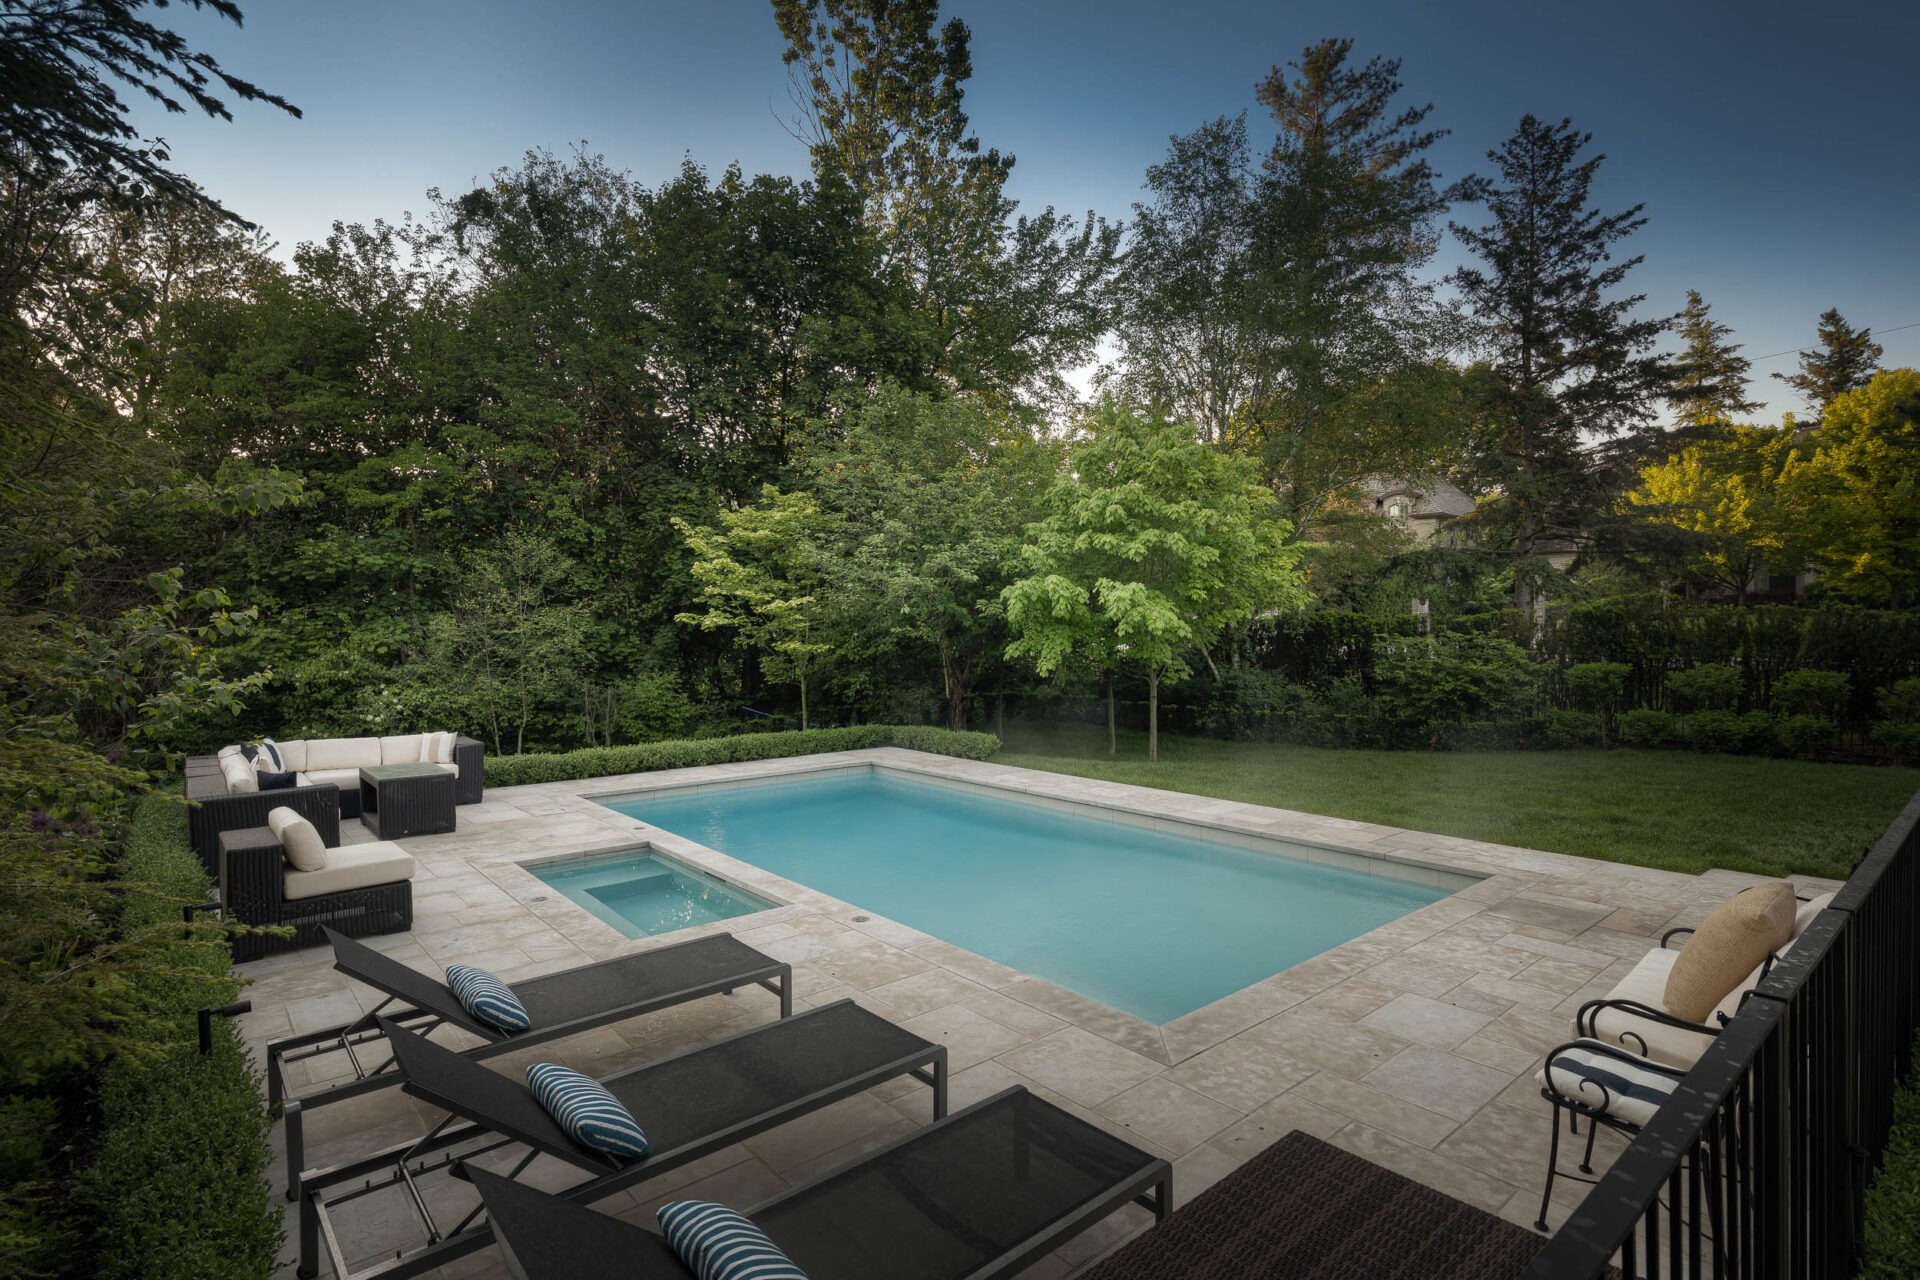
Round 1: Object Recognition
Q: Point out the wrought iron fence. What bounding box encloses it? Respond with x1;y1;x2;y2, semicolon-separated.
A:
1525;791;1920;1279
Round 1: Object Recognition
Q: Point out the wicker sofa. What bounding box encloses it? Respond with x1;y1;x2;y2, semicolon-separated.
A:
219;820;416;961
184;733;483;877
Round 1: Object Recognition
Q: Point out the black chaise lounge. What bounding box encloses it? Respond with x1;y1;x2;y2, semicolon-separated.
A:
269;927;792;1200
469;1086;1172;1280
296;999;947;1280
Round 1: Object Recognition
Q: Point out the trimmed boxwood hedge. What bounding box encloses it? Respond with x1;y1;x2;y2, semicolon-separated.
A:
1864;1034;1920;1278
78;796;280;1279
483;725;1001;788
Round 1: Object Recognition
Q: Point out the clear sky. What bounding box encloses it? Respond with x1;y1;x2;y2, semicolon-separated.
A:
133;0;1919;423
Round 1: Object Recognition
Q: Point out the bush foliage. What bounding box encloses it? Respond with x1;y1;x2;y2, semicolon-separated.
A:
1863;1035;1920;1279
483;724;1001;787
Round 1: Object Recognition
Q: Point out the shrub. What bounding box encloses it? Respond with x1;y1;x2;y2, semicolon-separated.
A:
1864;1034;1920;1278
1688;709;1745;754
1880;677;1920;723
616;671;697;742
1565;662;1631;745
1772;670;1851;719
1370;635;1532;748
1775;714;1836;758
1618;708;1677;748
1666;664;1743;712
79;796;280;1279
1545;709;1601;748
1872;721;1920;764
483;724;1000;787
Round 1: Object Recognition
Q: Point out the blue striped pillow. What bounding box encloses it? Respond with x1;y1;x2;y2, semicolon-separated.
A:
444;964;531;1034
658;1201;806;1280
526;1063;649;1159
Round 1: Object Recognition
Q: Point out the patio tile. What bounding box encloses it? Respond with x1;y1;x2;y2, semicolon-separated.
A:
895;1003;1034;1073
1290;1070;1460;1150
1329;1122;1521;1214
1094;1077;1243;1157
866;967;992;1018
1358;992;1495;1050
1239;1009;1408;1079
1208;1090;1349;1161
1360;1045;1516;1122
1359;953;1478;997
998;1027;1164;1107
963;990;1068;1039
1162;1034;1316;1113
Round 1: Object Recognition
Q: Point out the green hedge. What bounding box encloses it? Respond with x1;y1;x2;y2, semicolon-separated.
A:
483;725;1001;788
77;796;280;1279
1865;1034;1920;1278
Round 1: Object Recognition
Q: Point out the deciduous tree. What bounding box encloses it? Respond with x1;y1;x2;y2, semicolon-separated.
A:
1628;425;1801;602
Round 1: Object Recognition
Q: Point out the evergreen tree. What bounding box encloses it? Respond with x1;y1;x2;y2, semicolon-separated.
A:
1775;307;1883;414
1671;289;1760;430
1448;115;1670;614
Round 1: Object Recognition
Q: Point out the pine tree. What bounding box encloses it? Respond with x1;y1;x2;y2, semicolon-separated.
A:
1775;307;1883;415
1671;290;1760;430
1448;115;1670;615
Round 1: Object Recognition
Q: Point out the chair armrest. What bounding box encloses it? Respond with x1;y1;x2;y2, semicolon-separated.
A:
1661;927;1695;949
1575;997;1721;1056
220;831;287;928
453;735;485;804
1540;1038;1687;1118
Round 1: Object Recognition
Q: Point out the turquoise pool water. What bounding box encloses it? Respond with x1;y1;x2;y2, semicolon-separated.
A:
531;850;777;939
600;772;1454;1023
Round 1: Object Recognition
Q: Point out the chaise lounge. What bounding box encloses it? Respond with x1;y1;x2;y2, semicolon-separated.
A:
270;927;793;1200
296;1000;950;1279
468;1085;1173;1280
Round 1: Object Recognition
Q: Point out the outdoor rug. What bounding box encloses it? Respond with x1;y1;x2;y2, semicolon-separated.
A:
1078;1129;1547;1279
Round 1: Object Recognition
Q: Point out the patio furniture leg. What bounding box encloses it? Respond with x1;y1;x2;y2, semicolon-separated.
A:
1579;1117;1600;1175
1537;1104;1563;1232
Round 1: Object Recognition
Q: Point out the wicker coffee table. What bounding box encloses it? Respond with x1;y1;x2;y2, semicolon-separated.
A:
358;763;456;839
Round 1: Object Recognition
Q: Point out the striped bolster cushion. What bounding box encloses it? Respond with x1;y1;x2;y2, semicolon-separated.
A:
658;1201;806;1280
445;964;531;1033
1538;1039;1683;1128
526;1063;649;1159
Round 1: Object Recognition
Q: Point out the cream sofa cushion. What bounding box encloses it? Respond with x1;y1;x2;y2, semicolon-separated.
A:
221;753;258;794
217;744;244;761
419;731;457;764
274;739;309;773
299;768;364;792
306;737;383;770
381;734;427;764
283;842;414;901
266;807;328;872
1664;882;1796;1022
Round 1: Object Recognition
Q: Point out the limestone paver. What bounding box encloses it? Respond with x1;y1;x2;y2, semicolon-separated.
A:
236;747;1842;1278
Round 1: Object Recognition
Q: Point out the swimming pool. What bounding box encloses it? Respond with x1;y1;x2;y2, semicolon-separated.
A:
596;771;1459;1024
531;849;777;939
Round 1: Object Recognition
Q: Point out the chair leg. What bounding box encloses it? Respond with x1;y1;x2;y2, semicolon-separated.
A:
1536;1105;1562;1232
1579;1117;1600;1175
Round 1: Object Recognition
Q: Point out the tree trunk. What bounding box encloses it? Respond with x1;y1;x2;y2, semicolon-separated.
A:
995;695;1004;740
1148;669;1160;764
799;674;808;731
1106;675;1117;758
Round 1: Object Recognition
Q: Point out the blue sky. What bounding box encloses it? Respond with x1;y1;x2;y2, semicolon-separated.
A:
135;0;1918;422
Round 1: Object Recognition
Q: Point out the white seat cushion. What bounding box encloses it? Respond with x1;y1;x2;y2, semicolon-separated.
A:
266;807;327;872
1538;1039;1683;1128
381;734;427;764
306;737;383;770
275;739;309;773
283;842;415;901
1581;945;1771;1068
298;768;365;791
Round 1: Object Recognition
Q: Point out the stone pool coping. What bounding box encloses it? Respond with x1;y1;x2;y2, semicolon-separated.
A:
238;747;1845;1278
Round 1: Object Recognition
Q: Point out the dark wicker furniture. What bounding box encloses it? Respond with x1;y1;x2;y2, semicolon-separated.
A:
270;927;793;1201
296;1000;949;1280
358;763;456;838
1078;1129;1546;1280
219;827;413;964
471;1085;1172;1280
184;735;483;874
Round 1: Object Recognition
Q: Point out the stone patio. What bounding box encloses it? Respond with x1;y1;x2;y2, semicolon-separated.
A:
239;747;1841;1278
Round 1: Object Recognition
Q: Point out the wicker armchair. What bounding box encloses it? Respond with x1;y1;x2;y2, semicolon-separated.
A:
185;762;342;880
219;826;414;962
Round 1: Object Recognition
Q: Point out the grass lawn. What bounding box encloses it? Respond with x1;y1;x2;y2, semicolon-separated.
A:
993;722;1920;880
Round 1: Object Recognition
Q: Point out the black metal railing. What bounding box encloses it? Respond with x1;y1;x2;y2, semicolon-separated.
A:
1526;790;1920;1279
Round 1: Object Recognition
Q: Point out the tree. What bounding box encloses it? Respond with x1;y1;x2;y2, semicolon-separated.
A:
1110;40;1464;529
1775;307;1883;415
1671;290;1760;431
1790;368;1920;606
1448;115;1671;616
676;487;831;729
1002;402;1305;762
773;0;1119;405
802;386;1053;730
429;531;589;756
0;0;298;218
1628;425;1802;602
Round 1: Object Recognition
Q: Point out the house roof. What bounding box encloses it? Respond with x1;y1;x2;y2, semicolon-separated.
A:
1362;475;1477;520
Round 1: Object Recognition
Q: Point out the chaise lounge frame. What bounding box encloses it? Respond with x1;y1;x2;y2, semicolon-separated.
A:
270;927;793;1200
296;999;948;1280
469;1086;1173;1280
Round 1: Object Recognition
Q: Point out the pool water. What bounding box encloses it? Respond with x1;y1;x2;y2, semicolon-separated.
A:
531;851;777;939
601;772;1455;1024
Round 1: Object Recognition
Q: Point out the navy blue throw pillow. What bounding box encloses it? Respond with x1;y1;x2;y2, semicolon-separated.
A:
257;770;298;790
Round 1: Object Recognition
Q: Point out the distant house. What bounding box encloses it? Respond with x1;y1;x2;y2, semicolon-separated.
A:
1361;476;1477;546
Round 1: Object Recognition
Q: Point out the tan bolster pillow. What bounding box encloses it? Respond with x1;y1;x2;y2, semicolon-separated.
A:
1664;881;1796;1022
267;806;328;873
